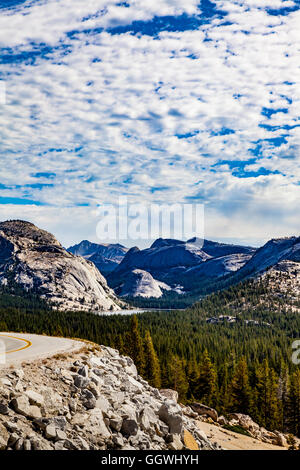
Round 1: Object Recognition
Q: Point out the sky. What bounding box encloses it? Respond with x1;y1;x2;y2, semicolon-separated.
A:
0;0;299;248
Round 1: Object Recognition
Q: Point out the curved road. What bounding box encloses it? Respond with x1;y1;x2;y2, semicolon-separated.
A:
0;332;85;367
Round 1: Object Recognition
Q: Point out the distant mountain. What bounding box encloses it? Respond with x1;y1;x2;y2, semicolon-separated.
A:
68;240;128;275
236;236;300;279
108;237;256;299
0;220;123;312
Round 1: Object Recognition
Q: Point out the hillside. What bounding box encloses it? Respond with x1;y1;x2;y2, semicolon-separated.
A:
1;272;300;439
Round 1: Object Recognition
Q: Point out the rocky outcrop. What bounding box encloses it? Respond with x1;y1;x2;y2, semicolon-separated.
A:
0;344;220;451
0;220;123;312
116;269;173;298
227;413;289;447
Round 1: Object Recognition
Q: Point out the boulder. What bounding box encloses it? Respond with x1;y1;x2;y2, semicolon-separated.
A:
168;433;183;450
45;424;57;440
139;406;158;431
109;417;123;432
274;432;288;448
25;390;44;407
74;375;89;388
217;415;228;426
160;389;178;403
95;396;111;415
158;402;183;434
87;409;111;438
78;365;89;378
10;395;42;419
121;419;139;437
191;403;218;422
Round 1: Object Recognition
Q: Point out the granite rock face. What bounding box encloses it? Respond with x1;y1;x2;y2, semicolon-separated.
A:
0;220;123;312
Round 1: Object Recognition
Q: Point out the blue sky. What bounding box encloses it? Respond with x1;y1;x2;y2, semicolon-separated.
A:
0;0;299;247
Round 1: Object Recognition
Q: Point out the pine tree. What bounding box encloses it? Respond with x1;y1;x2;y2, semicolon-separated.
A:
128;315;145;375
286;370;300;437
196;349;218;407
115;334;125;355
187;355;199;400
230;356;251;414
219;361;230;414
169;355;188;401
253;360;280;430
144;330;161;388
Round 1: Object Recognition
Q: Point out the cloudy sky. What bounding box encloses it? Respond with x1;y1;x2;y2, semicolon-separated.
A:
0;0;299;247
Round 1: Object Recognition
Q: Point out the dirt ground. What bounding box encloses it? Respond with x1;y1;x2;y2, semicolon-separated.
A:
197;421;287;450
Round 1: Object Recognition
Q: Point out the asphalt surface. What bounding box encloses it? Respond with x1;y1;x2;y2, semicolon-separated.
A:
0;335;28;353
0;332;85;367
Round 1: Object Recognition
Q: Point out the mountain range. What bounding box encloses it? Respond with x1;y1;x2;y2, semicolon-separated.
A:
67;234;300;305
0;219;299;311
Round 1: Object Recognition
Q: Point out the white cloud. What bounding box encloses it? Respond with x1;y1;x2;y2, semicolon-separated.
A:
0;0;300;244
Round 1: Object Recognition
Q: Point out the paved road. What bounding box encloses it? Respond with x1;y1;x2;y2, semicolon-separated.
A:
0;335;30;354
0;332;85;367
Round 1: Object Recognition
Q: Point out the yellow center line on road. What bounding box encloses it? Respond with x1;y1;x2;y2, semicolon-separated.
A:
0;334;32;354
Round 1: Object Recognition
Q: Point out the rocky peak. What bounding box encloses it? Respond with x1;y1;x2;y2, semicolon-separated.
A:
0;220;122;312
237;235;300;279
150;238;185;249
0;220;60;251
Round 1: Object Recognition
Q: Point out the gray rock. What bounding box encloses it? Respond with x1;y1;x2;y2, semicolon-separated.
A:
78;365;89;378
14;438;24;451
23;439;32;451
25;390;44;407
56;430;67;441
10;396;42;419
121;419;139;437
83;397;97;409
8;433;19;447
160;389;178;403
158;402;183;434
191;403;218;422
74;375;89;388
139;407;157;431
109;417;123;432
45;425;57;440
52;416;67;430
218;415;228;426
168;434;183;450
0;402;9;415
95;396;110;415
112;434;124;448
